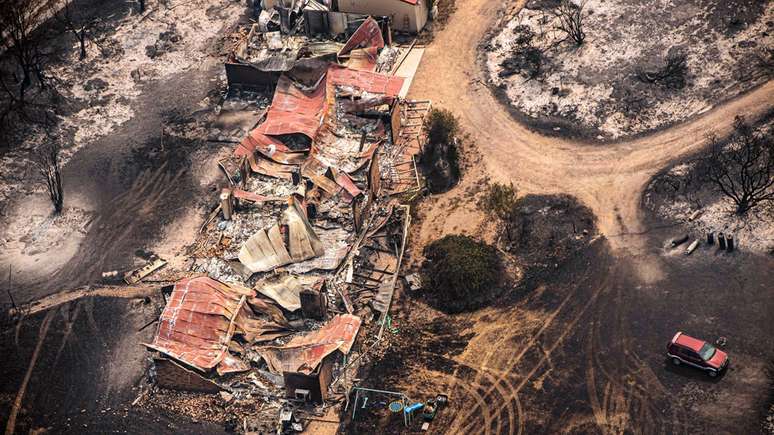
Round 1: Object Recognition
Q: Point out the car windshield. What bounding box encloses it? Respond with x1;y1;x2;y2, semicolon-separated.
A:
699;343;716;361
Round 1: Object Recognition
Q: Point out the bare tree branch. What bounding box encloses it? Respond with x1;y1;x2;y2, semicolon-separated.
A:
32;139;64;214
550;0;587;46
703;116;774;214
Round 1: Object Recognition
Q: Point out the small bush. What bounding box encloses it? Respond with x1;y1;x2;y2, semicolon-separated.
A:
421;235;501;313
422;108;461;193
480;182;518;221
500;26;544;80
426;108;459;147
636;49;688;90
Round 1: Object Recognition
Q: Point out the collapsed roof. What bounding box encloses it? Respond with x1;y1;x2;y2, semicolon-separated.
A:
260;314;362;375
145;277;290;375
238;196;325;273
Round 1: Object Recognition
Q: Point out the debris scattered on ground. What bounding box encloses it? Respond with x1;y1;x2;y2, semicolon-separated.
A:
134;13;430;433
644;115;774;254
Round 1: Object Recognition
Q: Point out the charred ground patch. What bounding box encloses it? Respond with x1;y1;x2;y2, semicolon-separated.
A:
642;111;774;254
484;0;773;140
0;295;221;433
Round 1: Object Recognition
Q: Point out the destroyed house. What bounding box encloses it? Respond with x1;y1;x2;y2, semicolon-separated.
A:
144;277;291;376
141;16;429;428
260;314;361;403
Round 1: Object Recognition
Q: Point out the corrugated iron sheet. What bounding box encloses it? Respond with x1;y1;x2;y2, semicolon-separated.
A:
260;314;361;375
338;17;385;59
146;277;289;373
255;274;323;312
256;74;327;139
240;130;308;165
238;197;325;273
235;43;404;187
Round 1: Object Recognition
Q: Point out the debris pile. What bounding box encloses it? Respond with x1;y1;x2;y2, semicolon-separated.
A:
140;13;430;433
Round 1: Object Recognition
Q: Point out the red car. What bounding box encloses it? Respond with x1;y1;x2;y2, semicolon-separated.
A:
666;332;729;377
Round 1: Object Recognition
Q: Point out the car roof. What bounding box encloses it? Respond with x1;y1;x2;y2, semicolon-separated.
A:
672;332;706;352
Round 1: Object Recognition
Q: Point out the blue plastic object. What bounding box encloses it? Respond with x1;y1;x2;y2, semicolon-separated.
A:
404;403;424;414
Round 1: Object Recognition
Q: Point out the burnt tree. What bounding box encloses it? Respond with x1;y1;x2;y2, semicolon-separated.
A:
551;0;587;46
53;1;102;60
0;0;50;104
704;116;774;215
636;50;688;90
34;141;64;214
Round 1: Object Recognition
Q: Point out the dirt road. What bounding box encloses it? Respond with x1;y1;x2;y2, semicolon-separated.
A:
406;0;774;434
410;0;773;252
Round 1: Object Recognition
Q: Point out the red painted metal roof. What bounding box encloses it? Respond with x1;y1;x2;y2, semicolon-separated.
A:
146;277;289;374
147;277;248;371
256;75;327;139
236;65;403;177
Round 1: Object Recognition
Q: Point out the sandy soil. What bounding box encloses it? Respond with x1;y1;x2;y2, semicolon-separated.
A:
0;192;94;285
386;0;774;432
485;0;773;140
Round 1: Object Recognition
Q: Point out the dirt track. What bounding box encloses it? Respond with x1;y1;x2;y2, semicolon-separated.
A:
410;0;773;254
406;0;774;434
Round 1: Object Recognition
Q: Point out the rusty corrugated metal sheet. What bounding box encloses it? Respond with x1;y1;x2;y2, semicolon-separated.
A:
146;277;287;373
240;130;308;165
243;152;298;180
231;188;285;204
256;74;327;139
260;314;361;375
327;64;404;96
333;170;362;199
338;17;385;59
236;57;404;182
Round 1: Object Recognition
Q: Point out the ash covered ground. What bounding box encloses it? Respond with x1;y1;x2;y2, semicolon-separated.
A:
485;0;773;140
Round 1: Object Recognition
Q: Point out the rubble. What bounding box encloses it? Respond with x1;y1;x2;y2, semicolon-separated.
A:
137;13;430;434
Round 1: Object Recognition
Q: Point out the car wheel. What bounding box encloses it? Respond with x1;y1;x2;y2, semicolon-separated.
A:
671;358;681;366
707;370;717;378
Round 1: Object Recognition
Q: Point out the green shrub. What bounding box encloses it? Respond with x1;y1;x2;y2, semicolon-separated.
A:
421;235;501;313
480;182;517;221
425;108;459;146
422;108;461;193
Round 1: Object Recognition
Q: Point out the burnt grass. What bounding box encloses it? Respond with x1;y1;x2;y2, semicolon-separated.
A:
345;315;475;434
642;109;774;238
480;0;772;143
0;295;224;434
343;194;604;433
0;0;136;149
506;194;597;277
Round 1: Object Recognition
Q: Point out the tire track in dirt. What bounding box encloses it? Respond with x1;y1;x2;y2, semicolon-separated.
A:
583;273;689;435
409;0;773;432
450;374;496;435
480;371;517;435
477;265;609;432
51;163;187;289
449;242;608;433
446;277;585;433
